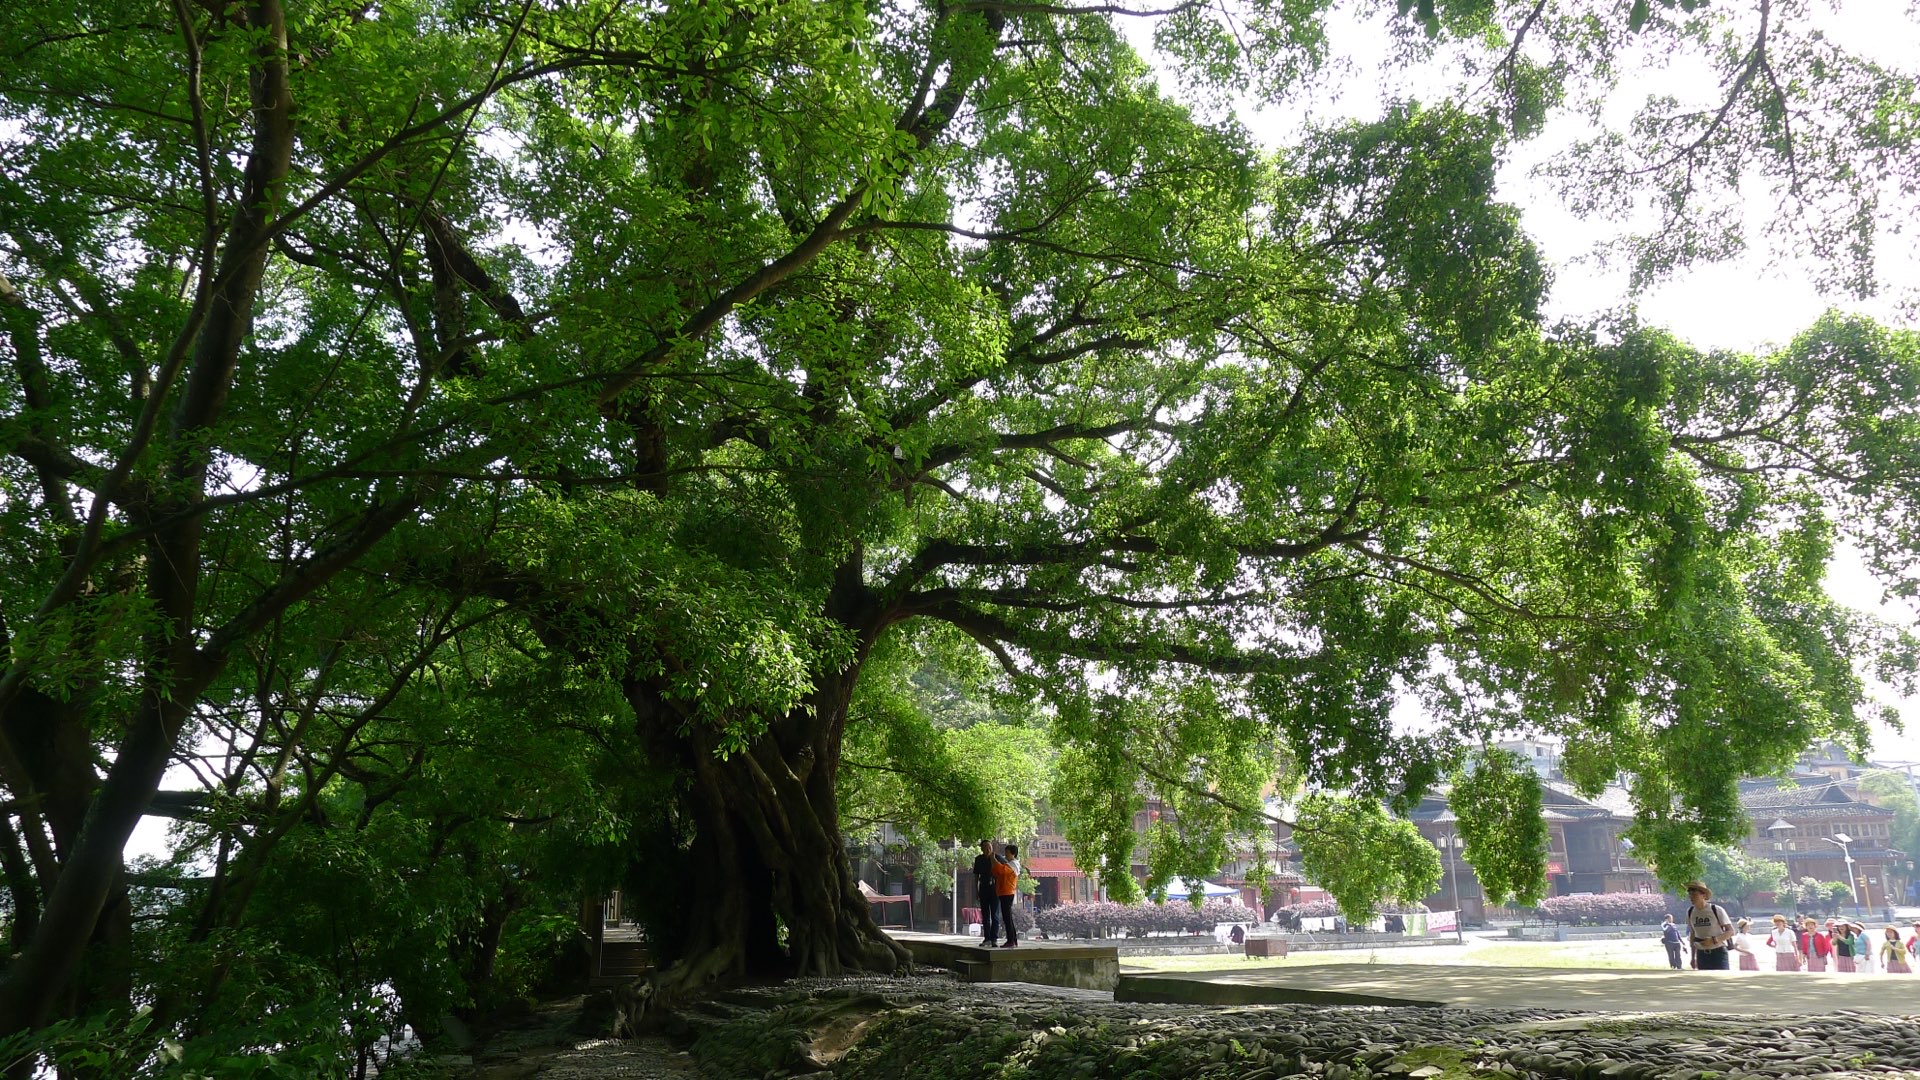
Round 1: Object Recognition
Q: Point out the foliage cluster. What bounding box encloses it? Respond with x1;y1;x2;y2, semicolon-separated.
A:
1696;845;1788;914
1447;750;1550;907
1785;877;1857;915
839;646;1054;882
1294;795;1442;919
1856;772;1920;862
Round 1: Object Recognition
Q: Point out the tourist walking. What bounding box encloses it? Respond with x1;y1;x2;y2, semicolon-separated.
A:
1683;882;1734;970
1834;921;1857;973
1767;915;1803;971
972;840;1000;946
1803;917;1831;972
1854;923;1877;974
990;844;1020;948
1882;926;1911;973
1731;919;1762;971
1660;914;1685;969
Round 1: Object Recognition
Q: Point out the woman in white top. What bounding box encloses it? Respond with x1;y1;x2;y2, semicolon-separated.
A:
1766;914;1803;971
1730;919;1762;971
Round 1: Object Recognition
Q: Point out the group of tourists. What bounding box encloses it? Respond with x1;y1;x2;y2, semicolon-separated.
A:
1662;881;1917;973
971;840;1023;948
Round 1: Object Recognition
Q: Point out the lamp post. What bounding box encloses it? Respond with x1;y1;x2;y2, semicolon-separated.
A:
1763;818;1795;913
1434;809;1465;944
1821;832;1861;918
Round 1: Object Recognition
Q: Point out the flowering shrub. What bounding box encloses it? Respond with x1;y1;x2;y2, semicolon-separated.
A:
1271;899;1427;921
967;905;1035;933
1535;892;1676;925
1035;899;1249;939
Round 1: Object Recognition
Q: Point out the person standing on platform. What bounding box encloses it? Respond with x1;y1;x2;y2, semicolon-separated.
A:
990;845;1021;947
972;840;1000;946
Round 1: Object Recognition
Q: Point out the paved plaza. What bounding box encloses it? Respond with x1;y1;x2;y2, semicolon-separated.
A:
1117;961;1920;1015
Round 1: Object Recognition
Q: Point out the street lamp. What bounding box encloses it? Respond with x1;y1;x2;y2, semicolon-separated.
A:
1821;832;1861;918
1434;809;1465;944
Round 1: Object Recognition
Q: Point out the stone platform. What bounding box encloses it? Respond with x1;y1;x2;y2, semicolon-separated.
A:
1116;962;1920;1015
888;931;1120;992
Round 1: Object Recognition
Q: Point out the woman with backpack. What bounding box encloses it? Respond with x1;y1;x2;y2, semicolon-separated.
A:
1683;882;1735;971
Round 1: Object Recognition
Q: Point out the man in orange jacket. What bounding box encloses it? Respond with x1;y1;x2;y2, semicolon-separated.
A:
990;844;1020;947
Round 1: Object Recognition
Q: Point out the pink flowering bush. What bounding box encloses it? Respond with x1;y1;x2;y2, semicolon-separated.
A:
1536;892;1675;925
1272;899;1427;921
1034;899;1249;939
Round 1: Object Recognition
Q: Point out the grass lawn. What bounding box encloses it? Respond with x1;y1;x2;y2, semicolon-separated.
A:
1121;936;1675;973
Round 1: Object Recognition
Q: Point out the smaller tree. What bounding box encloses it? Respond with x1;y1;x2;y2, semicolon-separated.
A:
1856;772;1920;864
1697;845;1787;917
1787;876;1833;915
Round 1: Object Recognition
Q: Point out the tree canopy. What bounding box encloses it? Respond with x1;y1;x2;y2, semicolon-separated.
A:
1;0;1918;1067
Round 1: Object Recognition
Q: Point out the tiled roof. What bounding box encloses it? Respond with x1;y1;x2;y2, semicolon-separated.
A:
1741;783;1863;810
1749;802;1892;821
1540;779;1636;818
1740;772;1839;794
1778;846;1904;861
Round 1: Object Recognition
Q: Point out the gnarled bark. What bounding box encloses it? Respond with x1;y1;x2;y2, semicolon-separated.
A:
613;676;908;1033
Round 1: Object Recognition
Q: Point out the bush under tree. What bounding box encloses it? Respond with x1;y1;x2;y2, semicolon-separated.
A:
1536;893;1677;926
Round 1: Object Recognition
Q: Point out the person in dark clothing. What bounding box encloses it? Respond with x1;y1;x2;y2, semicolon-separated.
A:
972;840;1000;945
1660;914;1685;969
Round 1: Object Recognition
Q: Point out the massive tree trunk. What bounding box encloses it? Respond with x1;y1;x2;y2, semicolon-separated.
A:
615;664;908;1031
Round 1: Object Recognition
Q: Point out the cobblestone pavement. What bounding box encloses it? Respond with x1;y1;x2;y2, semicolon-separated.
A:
722;973;1920;1080
445;973;1920;1079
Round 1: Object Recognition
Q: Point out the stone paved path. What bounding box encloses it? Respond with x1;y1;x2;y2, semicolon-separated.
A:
722;974;1920;1080
436;971;1920;1078
1118;962;1920;1016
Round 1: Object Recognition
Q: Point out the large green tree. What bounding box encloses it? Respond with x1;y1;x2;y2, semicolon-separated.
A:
2;0;1918;1051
